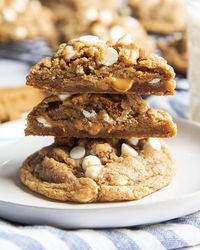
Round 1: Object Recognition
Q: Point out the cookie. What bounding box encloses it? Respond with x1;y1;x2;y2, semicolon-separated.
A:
26;35;175;95
0;86;44;122
0;0;56;45
40;0;119;24
158;32;187;75
25;94;177;138
128;0;186;34
60;15;155;53
20;138;175;203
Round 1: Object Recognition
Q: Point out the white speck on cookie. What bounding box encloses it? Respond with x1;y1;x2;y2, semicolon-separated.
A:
120;48;139;65
102;112;114;124
37;117;51;127
148;138;161;151
85;165;101;179
99;9;113;24
84;8;98;21
149;78;161;84
127;138;139;146
79;35;99;43
82;109;97;119
121;143;138;157
110;25;125;42
63;45;76;60
15;26;27;39
102;47;118;66
82;155;101;170
58;94;71;101
118;34;132;44
70;146;86;159
3;8;17;22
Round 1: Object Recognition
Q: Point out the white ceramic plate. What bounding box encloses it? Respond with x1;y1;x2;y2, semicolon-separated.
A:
0;118;200;229
0;116;26;141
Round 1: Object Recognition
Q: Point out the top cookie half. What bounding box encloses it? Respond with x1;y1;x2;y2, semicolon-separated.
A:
26;35;176;95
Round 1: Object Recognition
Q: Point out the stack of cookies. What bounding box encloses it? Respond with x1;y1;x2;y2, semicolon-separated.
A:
20;35;177;203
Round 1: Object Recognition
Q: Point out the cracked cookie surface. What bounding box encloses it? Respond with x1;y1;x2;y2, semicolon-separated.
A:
20;138;175;203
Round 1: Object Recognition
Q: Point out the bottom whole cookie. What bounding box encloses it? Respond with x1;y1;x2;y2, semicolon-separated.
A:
20;138;175;203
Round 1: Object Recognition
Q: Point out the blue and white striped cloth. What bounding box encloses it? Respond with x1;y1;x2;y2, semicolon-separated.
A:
0;211;200;249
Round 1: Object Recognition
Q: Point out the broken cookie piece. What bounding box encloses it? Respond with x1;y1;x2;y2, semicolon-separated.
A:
26;35;175;95
25;94;177;138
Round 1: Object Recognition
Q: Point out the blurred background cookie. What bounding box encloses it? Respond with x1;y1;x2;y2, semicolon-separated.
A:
128;0;186;34
0;86;44;123
59;14;155;52
158;32;187;75
40;0;154;52
0;0;56;44
0;0;56;64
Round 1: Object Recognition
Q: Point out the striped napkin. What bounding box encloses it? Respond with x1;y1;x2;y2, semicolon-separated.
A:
0;211;200;249
0;39;52;66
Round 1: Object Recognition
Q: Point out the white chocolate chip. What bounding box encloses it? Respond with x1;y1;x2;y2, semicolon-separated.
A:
79;35;99;43
126;16;140;28
58;94;71;101
117;177;128;185
76;66;85;74
70;146;86;159
121;143;138;157
118;34;133;44
121;48;139;64
82;109;97;119
127;138;139;146
82;155;101;170
102;47;118;66
3;8;17;22
149;78;161;84
102;112;114;124
99;9;113;24
85;165;101;179
63;45;76;60
84;8;98;21
110;26;125;42
15;26;28;39
148;138;161;151
36;117;51;127
12;0;28;13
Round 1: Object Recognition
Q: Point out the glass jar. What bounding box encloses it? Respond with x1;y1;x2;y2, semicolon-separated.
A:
188;0;200;121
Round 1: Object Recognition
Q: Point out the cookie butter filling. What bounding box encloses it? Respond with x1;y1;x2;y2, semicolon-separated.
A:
111;78;133;92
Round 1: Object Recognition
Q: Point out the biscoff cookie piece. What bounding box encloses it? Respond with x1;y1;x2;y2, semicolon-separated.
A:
20;138;175;203
60;15;155;53
0;86;44;123
0;0;56;45
158;32;187;75
128;0;186;34
25;94;177;138
26;35;175;95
